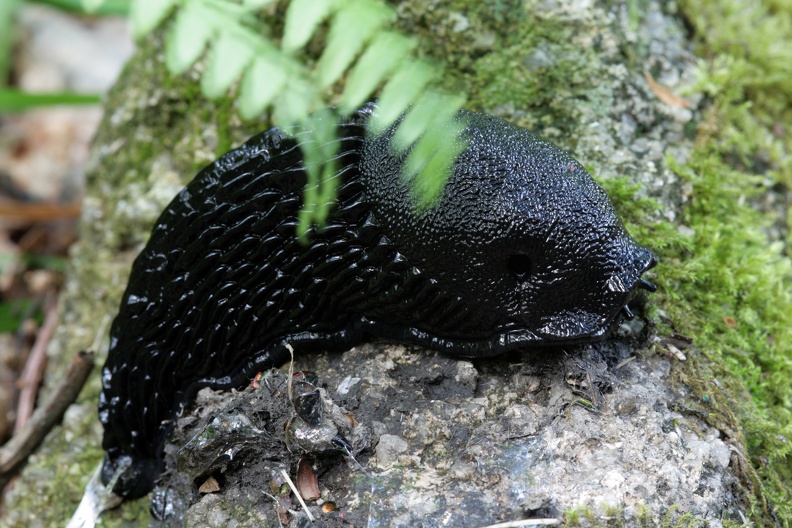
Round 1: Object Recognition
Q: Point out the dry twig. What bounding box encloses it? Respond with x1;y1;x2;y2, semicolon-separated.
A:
14;291;59;434
0;351;95;489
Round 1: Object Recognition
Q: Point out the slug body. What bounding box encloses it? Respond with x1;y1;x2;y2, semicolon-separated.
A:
99;105;656;498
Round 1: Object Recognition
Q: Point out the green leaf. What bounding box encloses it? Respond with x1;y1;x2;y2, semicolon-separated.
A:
0;88;100;112
31;0;130;15
392;91;464;150
315;0;393;88
0;0;21;88
313;115;342;226
407;118;467;207
402;121;444;178
369;59;436;133
80;0;106;13
130;0;176;39
282;0;336;53
203;0;257;21
238;56;287;119
296;110;340;238
340;31;415;114
243;0;276;8
0;299;41;334
272;81;316;126
21;253;67;272
166;5;215;75
201;31;255;100
388;90;466;206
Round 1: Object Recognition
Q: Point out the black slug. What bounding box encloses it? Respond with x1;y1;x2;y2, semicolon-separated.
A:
98;104;656;498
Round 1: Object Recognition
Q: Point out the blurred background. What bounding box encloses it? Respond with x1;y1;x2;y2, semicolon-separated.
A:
0;0;132;451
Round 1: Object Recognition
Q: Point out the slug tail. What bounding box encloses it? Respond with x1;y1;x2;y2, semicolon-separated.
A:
101;454;161;499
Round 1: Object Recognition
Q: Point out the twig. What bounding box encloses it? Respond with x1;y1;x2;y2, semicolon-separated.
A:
0;202;82;221
14;291;59;434
614;356;636;369
280;468;315;522
0;351;95;489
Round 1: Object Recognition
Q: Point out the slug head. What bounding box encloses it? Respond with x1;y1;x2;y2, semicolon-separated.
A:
361;110;655;345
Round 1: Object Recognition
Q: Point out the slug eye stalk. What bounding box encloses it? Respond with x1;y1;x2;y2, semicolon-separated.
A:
638;278;657;292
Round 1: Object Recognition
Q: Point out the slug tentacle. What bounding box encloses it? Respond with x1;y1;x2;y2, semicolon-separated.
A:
638;278;658;292
99;104;656;498
622;305;635;319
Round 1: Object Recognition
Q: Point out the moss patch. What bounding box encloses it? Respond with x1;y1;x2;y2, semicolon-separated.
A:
563;502;741;528
589;0;792;524
664;0;792;523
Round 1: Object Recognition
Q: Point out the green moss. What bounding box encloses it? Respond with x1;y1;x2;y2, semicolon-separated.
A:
564;505;593;526
598;0;792;524
469;20;599;127
598;101;792;526
563;503;720;528
586;1;792;523
394;0;619;153
567;2;792;523
660;138;792;523
598;176;692;256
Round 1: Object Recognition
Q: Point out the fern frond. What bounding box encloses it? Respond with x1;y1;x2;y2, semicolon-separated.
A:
128;0;468;233
339;32;416;114
239;56;287;119
369;60;436;134
130;0;176;38
201;31;256;99
165;4;214;74
316;0;393;88
282;0;337;52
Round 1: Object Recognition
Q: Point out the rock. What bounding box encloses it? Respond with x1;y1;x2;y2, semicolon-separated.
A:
144;343;740;527
375;434;411;467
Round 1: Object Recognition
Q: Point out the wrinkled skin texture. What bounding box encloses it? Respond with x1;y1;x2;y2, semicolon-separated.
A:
99;105;655;498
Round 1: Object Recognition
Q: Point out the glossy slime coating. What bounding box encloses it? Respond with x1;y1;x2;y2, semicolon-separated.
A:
99;105;656;498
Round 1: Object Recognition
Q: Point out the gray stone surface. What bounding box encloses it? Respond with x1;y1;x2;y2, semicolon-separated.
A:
152;340;740;527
